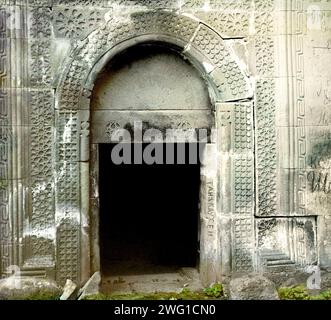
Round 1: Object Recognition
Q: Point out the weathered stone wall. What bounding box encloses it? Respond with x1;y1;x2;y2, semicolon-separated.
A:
0;0;330;287
257;0;331;273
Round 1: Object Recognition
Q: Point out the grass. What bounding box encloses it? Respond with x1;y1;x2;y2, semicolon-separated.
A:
12;283;331;300
203;283;224;298
84;284;226;300
7;291;61;300
24;292;61;300
278;285;331;300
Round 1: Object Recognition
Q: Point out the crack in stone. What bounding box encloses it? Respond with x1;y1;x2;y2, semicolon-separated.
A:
183;22;201;53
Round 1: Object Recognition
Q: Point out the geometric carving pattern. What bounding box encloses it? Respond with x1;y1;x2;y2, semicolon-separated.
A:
193;25;250;98
55;11;252;282
54;0;104;5
59;62;88;110
0;0;321;283
56;162;80;220
29;6;52;38
255;11;275;77
0;7;11;278
294;2;306;215
58;11;250;111
255;0;274;11
105;121;121;140
28;0;52;5
55;110;81;282
196;12;249;37
233;217;254;272
232;103;254;272
57;112;79;209
29;90;55;263
30;90;53;178
256;79;277;216
234;156;254;215
57;111;79;162
257;218;277;247
56;221;80;284
254;1;277;218
25;0;55;270
209;0;251;10
255;12;274;34
53;7;104;39
31;180;54;231
207;0;273;11
29;40;52;87
255;36;275;76
31;236;53;258
56;174;80;225
234;103;252;152
56;112;80;213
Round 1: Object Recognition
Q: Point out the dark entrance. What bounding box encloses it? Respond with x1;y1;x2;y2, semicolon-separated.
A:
99;143;200;276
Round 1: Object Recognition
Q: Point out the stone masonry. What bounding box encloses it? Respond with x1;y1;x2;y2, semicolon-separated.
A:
0;0;330;292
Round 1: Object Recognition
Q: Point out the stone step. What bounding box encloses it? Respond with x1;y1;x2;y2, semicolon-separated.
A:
266;259;295;266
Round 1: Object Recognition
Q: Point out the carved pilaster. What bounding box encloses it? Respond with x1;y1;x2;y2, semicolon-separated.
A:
199;143;219;285
0;7;11;278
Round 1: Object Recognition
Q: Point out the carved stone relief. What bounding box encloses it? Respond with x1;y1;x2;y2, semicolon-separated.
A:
0;0;329;287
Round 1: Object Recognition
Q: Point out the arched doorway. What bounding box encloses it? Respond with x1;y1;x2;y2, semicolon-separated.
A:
54;11;253;287
90;44;214;292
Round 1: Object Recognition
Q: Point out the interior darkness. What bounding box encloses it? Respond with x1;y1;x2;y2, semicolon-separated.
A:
99;143;200;275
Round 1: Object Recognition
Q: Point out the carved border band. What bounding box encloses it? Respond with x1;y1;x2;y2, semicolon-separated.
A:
0;7;11;278
255;1;277;216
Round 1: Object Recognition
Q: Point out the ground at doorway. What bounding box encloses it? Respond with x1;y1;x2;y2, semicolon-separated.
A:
83;285;225;300
101;267;203;295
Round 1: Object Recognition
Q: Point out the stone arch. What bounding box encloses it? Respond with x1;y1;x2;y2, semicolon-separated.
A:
54;10;253;285
57;11;252;110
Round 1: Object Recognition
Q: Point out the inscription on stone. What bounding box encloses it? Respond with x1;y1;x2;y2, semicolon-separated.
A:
206;181;215;238
307;171;331;194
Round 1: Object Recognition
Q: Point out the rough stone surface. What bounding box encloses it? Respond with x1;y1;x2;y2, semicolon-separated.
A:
78;272;101;300
0;277;61;300
280;278;301;288
60;279;77;300
321;271;331;291
229;275;279;300
265;269;314;288
101;268;203;295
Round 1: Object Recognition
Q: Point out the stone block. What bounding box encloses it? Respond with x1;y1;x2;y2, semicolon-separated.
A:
229;274;279;300
91;110;213;144
78;271;101;300
256;217;317;267
91;45;211;111
60;279;77;300
0;276;61;300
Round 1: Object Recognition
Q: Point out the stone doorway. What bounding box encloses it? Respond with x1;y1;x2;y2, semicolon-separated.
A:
89;42;218;290
98;143;202;292
82;22;251;288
